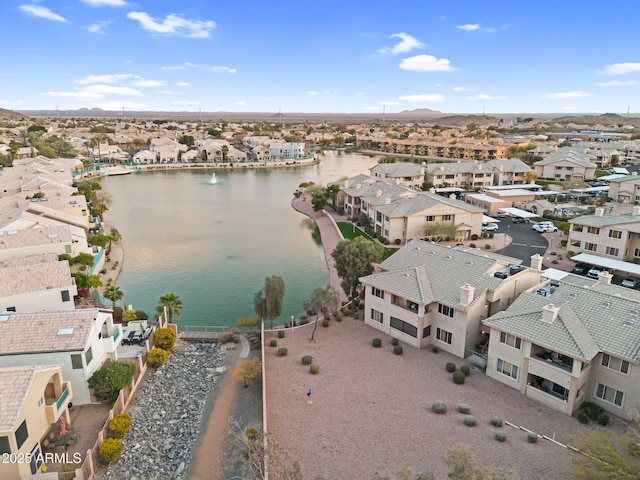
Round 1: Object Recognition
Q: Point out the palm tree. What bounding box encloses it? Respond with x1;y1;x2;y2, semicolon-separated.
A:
158;293;184;323
103;285;124;308
221;144;229;162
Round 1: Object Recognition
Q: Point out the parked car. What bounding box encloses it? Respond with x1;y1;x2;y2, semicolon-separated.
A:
571;262;592;275
492;211;510;218
621;276;640;289
482;223;499;231
587;266;608;279
512;217;526;223
532;223;558;233
123;330;143;345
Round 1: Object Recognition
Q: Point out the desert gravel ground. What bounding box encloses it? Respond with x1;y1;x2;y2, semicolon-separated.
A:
264;318;627;480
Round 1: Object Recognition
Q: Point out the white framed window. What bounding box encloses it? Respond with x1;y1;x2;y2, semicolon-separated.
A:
496;358;518;380
370;309;383;324
587;226;600;235
425;215;435;222
372;287;384;299
499;332;521;349
605;246;620;256
595;383;624;407
601;354;629;374
436;327;452;344
438;303;454;318
584;242;597;251
609;229;622;239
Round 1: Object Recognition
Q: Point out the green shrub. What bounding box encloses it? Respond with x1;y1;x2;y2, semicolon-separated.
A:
391;338;399;346
277;348;288;357
460;365;470;376
278;330;285;338
393;345;403;355
322;319;330;327
577;410;590;424
527;432;539;443
431;346;439;353
372;338;382;348
88;361;136;404
469;243;476;248
580;401;604;421
335;312;343;321
146;348;168;367
310;364;319;374
490;417;504;427
245;428;258;439
457;403;471;414
485;244;491;250
98;438;122;464
152;328;177;350
269;339;277;347
463;415;477;427
452;370;465;384
301;355;313;365
446;362;456;373
596;413;610;426
108;413;131;439
495;431;507;442
432;401;447;414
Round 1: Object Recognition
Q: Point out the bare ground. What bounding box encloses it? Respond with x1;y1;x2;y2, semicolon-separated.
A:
264;319;627;480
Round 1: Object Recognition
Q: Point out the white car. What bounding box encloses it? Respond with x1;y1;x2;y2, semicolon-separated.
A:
532;223;558;233
482;223;499;232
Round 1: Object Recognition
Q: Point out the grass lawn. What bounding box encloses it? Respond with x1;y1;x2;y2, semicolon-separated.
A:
337;222;397;261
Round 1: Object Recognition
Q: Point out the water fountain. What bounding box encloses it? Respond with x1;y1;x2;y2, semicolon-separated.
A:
209;172;218;185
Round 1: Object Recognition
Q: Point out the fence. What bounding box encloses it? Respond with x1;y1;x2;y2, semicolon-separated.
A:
74;309;169;480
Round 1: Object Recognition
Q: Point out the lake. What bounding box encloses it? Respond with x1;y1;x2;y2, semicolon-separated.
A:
99;151;379;329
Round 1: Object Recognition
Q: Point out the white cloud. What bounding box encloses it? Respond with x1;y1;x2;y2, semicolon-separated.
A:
601;62;640;75
76;74;132;84
453;86;472;91
161;65;186;71
307;91;319;96
83;85;142;96
81;0;127;6
378;33;423;54
209;66;236;74
236;101;247;106
131;79;166;87
466;94;506;100
398;94;445;102
457;24;479;31
41;90;103;100
157;90;181;95
399;54;455;72
538;91;593;99
596;80;638;86
355;92;365;96
126;11;215;38
85;21;111;34
176;82;189;87
19;5;67;22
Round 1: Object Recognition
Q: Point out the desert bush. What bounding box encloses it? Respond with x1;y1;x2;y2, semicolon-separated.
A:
457;403;471;414
469;243;476;248
431;346;439;353
301;355;313;365
495;431;507;442
245;428;258;439
152;328;177;350
335;311;343;321
580;401;604;421
310;364;320;374
146;347;168;367
278;330;285;339
485;244;491;250
463;415;477;427
432;401;447;414
372;338;382;348
391;338;399;346
393;345;403;355
269;339;277;347
277;347;287;356
108;413;131;439
490;417;504;427
322;319;330;327
527;432;538;443
98;438;122;464
446;362;456;373
460;365;470;376
596;413;610;426
577;410;590;424
452;370;465;385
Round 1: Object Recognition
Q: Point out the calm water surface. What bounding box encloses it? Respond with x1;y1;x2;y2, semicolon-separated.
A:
99;152;379;329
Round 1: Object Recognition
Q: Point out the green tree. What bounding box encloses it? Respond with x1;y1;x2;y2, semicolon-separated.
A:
103;285;124;308
311;190;327;212
325;184;340;207
177;135;195;147
88;360;136;404
72;272;102;290
304;286;339;341
569;431;640;480
331;237;383;302
74;252;95;267
254;275;285;329
157;293;184;323
221;144;229;162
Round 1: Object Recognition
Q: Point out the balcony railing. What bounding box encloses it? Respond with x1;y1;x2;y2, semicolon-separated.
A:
56;386;70;410
531;353;573;373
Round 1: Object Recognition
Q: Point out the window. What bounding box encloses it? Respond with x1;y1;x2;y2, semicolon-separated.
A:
573;225;583;232
609;229;623;239
425;215;435;222
635;248;640;257
370;309;383;324
496;358;518;380
596;383;624;407
605;246;620;256
85;347;93;365
0;436;10;454
499;332;522;349
71;354;83;369
442;214;452;221
61;290;71;302
29;444;42;475
601;354;630;374
552;383;569;400
423;325;431;338
390;317;417;337
372;287;384;299
586;226;600;235
15;420;28;449
37;397;44;408
584;242;597;252
6;306;16;312
436;327;452;345
438;304;454;318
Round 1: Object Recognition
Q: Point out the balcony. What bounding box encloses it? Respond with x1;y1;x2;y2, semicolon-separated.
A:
45;383;73;423
391;296;420;314
531;348;573;373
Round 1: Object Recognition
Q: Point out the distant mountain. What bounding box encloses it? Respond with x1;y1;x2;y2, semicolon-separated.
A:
435;114;501;126
0;108;27;120
553;113;640;127
397;108;442;115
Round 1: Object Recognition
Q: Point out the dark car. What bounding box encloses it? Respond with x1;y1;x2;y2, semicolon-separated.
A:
511;217;526;223
571;262;592;275
122;330;143;345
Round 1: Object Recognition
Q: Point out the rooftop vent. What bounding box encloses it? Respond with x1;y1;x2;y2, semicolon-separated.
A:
623;319;635;327
466;261;473;266
569;293;578;299
0;313;10;322
403;273;411;278
47;233;58;239
600;301;612;308
413;246;421;251
630;309;639;316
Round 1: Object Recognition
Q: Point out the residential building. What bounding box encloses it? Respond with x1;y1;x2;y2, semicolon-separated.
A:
0;365;73;479
567;206;640;262
0;225;74;261
359;240;543;358
607;174;640;204
0;309;122;405
533;150;597;181
369;163;425;189
482;274;640;419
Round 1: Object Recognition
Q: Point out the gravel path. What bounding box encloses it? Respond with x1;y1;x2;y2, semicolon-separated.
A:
264;319;627;480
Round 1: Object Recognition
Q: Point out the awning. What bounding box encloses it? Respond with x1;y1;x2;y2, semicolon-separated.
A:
571;253;640;276
482;215;500;224
541;268;570;281
497;207;538;218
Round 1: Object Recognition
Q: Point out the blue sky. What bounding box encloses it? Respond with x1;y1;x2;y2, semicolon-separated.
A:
2;0;639;114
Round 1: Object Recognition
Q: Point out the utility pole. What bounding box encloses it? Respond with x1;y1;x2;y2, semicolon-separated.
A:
382;104;385;124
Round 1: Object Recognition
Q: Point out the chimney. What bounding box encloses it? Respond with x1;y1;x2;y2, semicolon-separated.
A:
530;254;543;270
385;197;391;204
460;284;475;306
356;183;362;190
541;304;559;323
595;207;605;217
633;205;640;216
344;180;349;188
598;271;613;284
376;190;382;197
449;194;457;200
499;164;504;172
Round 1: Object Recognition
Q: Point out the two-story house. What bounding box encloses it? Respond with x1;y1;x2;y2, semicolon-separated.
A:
369;163;425;189
533;150;597;181
607;175;640;204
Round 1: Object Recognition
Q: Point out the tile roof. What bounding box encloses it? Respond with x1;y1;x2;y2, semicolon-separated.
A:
0;365;61;432
0;255;73;296
0;225;72;251
0;309;101;355
569;211;640;228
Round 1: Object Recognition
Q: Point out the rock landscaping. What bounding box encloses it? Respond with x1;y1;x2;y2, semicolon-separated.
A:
101;342;228;480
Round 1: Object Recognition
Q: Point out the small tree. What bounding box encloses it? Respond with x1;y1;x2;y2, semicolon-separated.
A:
254;275;285;330
147;348;169;367
108;413;131;439
234;358;262;387
88;361;136;404
152;328;177;350
236;316;261;332
157;292;183;323
98;438;122;464
103;285;124;308
122;309;137;324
